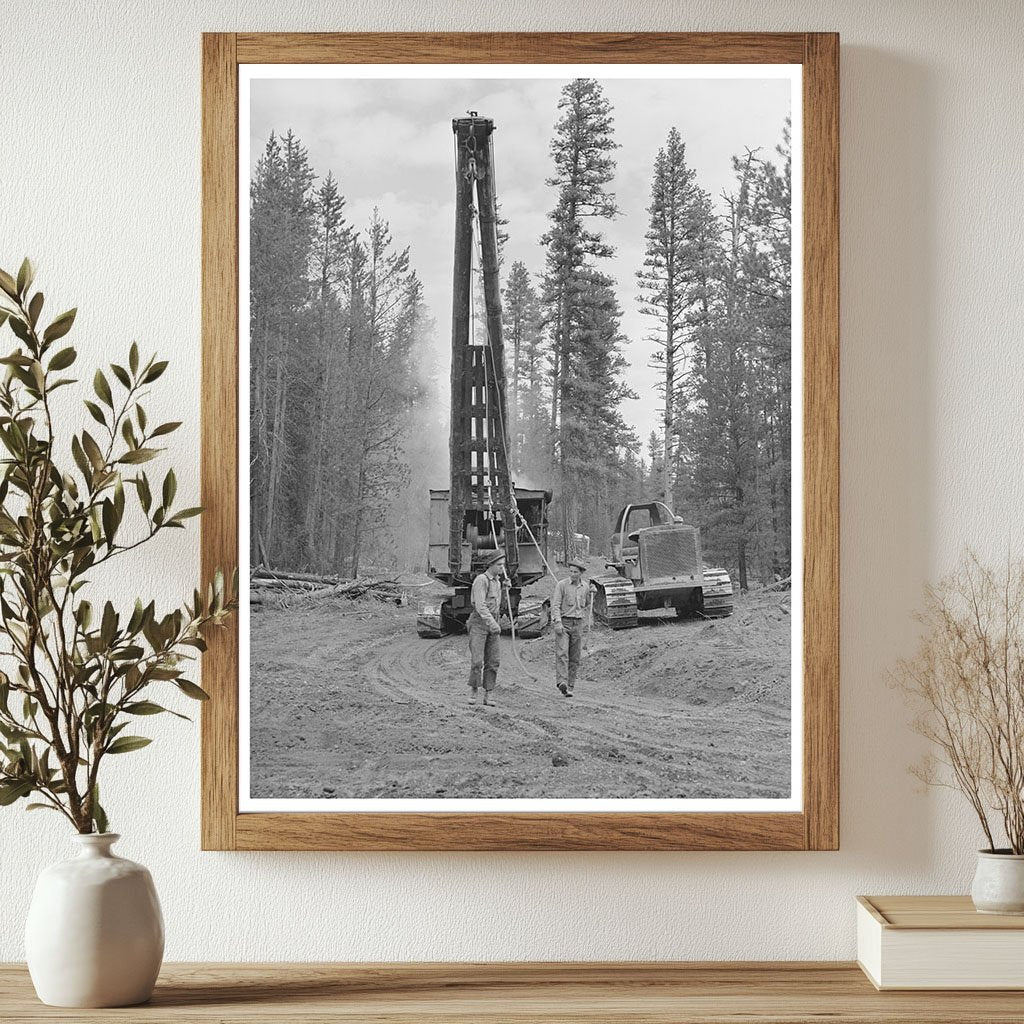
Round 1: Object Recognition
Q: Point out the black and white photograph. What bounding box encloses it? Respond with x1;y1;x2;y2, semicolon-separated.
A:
240;65;802;810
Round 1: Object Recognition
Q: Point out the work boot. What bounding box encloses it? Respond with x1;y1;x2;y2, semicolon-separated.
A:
469;688;478;705
483;690;496;707
557;682;568;696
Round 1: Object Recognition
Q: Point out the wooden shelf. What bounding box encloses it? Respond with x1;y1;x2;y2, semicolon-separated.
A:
3;962;1024;1022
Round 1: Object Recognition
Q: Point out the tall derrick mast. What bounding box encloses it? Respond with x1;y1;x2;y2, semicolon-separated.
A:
416;114;551;639
448;115;518;582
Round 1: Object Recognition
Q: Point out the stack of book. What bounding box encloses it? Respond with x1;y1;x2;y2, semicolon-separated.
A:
857;895;1024;989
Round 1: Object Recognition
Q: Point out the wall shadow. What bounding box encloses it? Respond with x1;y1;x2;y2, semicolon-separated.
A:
835;45;936;871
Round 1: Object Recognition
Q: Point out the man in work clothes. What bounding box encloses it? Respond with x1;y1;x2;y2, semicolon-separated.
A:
551;558;592;697
467;550;506;707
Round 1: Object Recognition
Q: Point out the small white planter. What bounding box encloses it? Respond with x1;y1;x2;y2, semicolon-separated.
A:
25;833;164;1007
971;850;1024;915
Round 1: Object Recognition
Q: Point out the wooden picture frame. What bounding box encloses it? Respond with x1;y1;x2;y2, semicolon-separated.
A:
201;32;838;851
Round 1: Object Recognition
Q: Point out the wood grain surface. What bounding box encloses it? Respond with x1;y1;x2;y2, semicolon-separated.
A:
200;32;239;852
200;31;840;851
3;962;1023;1023
235;32;807;65
801;32;841;852
232;810;806;852
862;895;1024;930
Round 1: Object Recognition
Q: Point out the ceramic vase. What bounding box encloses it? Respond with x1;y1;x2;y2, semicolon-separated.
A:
971;850;1024;914
25;833;164;1007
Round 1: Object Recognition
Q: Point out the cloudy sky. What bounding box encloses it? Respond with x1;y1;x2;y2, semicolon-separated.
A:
249;70;793;444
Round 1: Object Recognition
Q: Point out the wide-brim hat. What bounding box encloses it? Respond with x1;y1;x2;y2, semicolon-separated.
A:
568;558;587;572
483;549;507;567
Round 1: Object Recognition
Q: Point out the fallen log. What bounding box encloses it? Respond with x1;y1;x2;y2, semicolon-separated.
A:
252;568;342;586
311;576;400;600
250;578;328;592
759;575;792;593
249;573;412;605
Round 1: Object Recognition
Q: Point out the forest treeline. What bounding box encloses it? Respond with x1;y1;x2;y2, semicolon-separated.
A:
250;80;791;588
249;130;444;576
506;81;792;587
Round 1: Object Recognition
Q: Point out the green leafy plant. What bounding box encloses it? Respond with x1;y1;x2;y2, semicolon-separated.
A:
0;259;235;833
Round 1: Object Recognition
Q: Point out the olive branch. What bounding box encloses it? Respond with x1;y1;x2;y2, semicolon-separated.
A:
0;259;235;833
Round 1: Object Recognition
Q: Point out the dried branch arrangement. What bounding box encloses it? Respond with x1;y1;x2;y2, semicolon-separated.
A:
0;259;235;833
895;551;1024;853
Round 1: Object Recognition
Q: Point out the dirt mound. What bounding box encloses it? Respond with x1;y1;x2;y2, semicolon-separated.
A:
580;608;788;709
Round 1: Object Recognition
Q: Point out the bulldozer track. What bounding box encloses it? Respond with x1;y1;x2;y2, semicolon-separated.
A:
592;572;639;629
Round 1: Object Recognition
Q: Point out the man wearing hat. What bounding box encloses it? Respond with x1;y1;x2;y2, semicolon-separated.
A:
551;558;592;697
467;549;506;706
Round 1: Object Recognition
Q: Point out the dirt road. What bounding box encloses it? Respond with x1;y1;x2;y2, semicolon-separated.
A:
249;586;791;801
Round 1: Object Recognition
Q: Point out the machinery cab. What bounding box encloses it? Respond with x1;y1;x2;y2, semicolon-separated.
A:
608;501;692;584
593;502;735;625
427;486;551;588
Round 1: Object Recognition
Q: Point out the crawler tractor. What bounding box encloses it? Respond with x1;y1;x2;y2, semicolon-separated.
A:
592;502;734;628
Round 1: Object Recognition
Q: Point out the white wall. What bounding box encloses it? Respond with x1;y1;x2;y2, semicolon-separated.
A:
2;0;1022;961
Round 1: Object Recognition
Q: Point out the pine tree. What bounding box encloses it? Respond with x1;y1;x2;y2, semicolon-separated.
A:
539;79;631;557
502;260;543;475
637;127;703;510
249;130;315;567
541;78;620;455
344;209;415;577
673;188;722;514
305;172;350;563
687;150;768;588
561;268;636;543
749;119;793;576
645;431;664;499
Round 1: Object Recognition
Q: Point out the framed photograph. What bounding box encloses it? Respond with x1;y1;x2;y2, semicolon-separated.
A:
201;32;838;850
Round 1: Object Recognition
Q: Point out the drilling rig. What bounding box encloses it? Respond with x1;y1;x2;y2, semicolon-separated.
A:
416;114;552;639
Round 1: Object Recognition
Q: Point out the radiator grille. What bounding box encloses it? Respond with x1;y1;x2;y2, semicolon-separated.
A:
639;526;701;583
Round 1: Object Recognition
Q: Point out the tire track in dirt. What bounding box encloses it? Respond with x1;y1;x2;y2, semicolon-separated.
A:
250;599;792;800
510;673;785;797
359;630;786;798
365;634;601;755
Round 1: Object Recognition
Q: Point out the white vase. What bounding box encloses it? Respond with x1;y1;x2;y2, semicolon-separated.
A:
971;849;1024;914
25;833;164;1007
